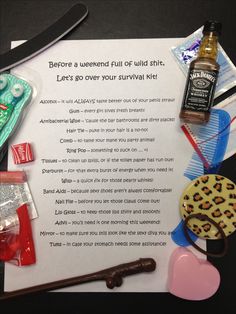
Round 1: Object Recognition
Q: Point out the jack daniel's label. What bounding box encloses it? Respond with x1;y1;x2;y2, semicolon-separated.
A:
182;69;218;112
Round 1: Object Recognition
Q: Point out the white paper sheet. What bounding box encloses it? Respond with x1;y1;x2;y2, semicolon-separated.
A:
5;39;202;292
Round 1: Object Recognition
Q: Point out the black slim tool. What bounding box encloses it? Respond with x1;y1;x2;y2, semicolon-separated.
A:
0;3;88;72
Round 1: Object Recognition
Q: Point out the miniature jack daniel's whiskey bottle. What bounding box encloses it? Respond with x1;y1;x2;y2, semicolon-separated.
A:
179;21;222;124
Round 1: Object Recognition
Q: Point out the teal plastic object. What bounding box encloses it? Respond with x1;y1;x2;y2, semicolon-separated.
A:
0;73;32;159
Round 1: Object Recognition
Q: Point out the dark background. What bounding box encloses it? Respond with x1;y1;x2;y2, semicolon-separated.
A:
0;0;236;312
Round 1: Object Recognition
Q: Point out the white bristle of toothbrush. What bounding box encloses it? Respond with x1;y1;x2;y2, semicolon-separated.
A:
11;83;24;98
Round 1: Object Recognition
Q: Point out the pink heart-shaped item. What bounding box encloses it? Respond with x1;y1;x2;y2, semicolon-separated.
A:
168;247;220;301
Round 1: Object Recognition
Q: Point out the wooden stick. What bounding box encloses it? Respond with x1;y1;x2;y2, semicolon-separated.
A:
0;258;156;300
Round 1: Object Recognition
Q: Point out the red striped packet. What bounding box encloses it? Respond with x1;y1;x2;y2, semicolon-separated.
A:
11;142;34;164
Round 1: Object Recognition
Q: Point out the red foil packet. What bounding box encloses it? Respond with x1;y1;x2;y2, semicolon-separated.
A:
11;142;34;164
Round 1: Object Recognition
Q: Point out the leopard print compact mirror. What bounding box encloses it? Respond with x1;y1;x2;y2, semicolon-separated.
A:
180;174;236;239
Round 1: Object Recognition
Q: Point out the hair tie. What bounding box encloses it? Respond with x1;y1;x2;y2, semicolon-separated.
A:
183;213;228;257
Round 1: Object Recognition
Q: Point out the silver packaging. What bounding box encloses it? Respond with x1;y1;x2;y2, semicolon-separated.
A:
0;179;38;231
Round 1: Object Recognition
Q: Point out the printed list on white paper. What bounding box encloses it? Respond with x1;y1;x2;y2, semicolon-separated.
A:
5;39;201;292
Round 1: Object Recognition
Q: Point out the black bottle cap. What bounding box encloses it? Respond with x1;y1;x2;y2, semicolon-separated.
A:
203;20;222;35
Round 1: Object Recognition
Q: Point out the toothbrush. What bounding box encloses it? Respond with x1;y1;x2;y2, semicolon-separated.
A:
0;75;8;94
0;83;24;131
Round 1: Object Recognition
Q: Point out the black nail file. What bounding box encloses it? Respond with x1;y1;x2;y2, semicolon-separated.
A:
0;3;88;72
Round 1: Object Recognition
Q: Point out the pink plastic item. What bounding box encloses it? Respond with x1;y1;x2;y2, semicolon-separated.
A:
168;247;220;301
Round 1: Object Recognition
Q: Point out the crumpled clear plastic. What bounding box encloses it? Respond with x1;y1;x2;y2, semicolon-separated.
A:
171;26;236;98
0;171;37;232
0;171;37;266
0;203;36;266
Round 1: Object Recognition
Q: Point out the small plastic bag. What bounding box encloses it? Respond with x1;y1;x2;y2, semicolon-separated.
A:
0;171;38;227
0;203;36;266
171;26;236;98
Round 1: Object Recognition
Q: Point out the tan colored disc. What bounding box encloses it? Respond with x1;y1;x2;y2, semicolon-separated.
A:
180;174;236;239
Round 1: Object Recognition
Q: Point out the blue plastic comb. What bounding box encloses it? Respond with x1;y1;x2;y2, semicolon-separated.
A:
183;108;231;180
171;108;231;247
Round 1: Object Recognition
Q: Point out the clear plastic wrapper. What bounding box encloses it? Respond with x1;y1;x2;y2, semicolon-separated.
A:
0;171;38;231
0;72;37;162
0;203;36;266
0;172;37;266
172;26;236;98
